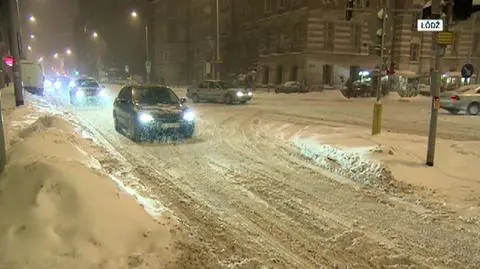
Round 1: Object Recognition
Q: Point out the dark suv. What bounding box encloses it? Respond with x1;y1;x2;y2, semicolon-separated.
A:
69;77;107;105
113;85;196;141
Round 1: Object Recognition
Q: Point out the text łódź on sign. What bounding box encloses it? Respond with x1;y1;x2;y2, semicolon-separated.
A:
417;19;444;32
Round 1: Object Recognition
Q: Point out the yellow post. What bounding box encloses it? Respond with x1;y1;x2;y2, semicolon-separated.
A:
372;101;383;135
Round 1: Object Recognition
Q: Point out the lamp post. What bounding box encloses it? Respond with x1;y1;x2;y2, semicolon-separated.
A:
130;10;150;83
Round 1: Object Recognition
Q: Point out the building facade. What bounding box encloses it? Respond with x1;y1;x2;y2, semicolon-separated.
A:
153;0;480;86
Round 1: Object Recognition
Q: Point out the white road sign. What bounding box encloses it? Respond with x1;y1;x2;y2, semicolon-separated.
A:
145;61;151;74
417;19;443;32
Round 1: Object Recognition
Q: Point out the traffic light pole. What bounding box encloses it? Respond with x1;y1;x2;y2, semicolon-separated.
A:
372;8;387;135
6;0;24;106
426;0;449;166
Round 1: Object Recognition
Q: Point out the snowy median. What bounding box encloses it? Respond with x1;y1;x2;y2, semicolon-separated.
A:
293;137;396;189
0;103;181;268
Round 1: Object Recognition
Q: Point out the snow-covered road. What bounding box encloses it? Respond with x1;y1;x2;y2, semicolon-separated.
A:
36;86;480;268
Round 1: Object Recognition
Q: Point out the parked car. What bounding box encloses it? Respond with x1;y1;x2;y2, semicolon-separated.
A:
113;85;196;141
68;77;108;105
274;81;309;93
20;60;44;95
186;80;253;104
440;84;480;115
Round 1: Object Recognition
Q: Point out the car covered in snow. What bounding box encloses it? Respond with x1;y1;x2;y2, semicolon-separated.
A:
440;84;480;115
113;85;196;141
186;80;253;104
68;77;108;105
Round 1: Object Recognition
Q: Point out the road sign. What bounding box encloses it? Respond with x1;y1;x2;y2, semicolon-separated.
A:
145;61;151;74
461;63;474;78
436;31;454;45
417;19;444;32
125;65;129;73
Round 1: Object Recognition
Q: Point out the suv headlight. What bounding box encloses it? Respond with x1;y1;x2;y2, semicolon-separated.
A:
247;91;253;96
99;89;107;97
138;113;154;123
75;90;85;97
183;111;195;121
236;91;244;97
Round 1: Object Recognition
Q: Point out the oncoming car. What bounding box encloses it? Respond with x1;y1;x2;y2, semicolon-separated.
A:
113;85;196;141
186;80;253;104
68;77;108;105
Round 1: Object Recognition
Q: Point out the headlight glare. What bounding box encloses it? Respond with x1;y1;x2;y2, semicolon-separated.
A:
99;89;107;97
138;113;154;123
75;90;84;97
247;91;253;96
54;81;61;89
183;111;195;121
69;81;76;87
236;91;244;97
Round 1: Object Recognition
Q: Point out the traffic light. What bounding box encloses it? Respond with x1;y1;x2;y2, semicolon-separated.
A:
368;8;391;56
422;0;480;21
345;0;354;21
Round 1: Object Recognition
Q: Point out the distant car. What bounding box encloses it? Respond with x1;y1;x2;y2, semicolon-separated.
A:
275;81;309;93
113;85;196;141
68;77;108;105
186;80;253;104
440;84;480;115
45;76;70;93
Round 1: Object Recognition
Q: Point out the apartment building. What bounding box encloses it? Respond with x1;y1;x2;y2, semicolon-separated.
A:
153;0;479;85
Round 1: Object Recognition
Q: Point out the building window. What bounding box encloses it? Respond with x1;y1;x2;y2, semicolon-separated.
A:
278;0;286;9
263;66;270;84
290;65;298;81
410;43;419;61
473;32;480;53
412;12;421;32
351;23;362;53
276;65;283;84
452;31;461;55
265;0;272;12
324;21;334;51
322;64;333;85
292;23;301;50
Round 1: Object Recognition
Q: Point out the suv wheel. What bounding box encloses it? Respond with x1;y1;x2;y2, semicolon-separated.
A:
467;102;480;115
224;94;233;104
192;93;200;103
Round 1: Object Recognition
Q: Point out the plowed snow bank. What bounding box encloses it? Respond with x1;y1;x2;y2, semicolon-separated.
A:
0;115;178;269
293;137;395;188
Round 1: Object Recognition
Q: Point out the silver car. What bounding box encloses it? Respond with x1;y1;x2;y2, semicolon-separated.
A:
187;80;253;104
68;77;108;105
440;84;480;115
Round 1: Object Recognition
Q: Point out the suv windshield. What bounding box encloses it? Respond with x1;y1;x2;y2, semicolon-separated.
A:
132;87;179;104
76;79;99;87
218;81;235;89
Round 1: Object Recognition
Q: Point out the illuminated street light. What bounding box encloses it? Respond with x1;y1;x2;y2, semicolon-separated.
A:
92;32;98;38
130;11;138;18
66;48;72;55
53;53;59;59
29;15;36;22
27;45;32;51
38;57;44;62
30;34;35;39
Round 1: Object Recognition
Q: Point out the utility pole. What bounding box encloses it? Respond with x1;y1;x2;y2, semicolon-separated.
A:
6;0;24;106
215;0;221;80
426;0;450;166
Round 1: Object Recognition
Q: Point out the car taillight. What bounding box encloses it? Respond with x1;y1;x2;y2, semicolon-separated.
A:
450;95;460;101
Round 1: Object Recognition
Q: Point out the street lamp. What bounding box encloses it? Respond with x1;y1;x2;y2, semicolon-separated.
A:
30;34;35;39
128;11;150;83
66;48;72;55
29;15;36;22
27;45;32;51
53;53;59;59
92;31;98;39
38;56;44;62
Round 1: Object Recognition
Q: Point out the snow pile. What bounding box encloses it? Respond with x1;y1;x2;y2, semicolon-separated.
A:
0;114;179;269
293;137;395;188
319;89;348;100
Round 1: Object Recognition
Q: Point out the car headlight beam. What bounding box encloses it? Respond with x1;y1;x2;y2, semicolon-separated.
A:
138;113;154;123
236;91;244;97
247;91;253;96
183;111;195;121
